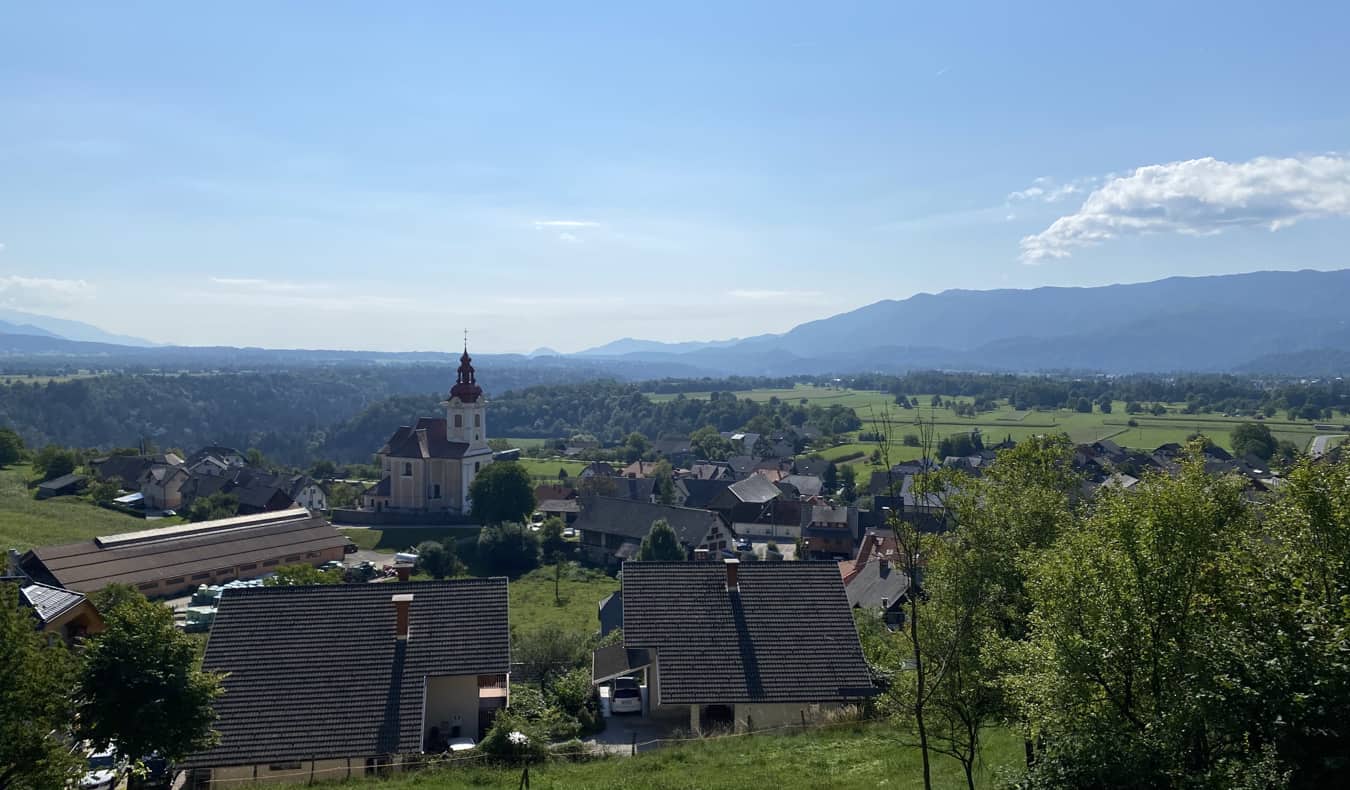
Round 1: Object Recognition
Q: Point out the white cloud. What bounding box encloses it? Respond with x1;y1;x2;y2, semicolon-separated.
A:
208;276;330;293
728;289;823;302
558;232;580;243
1020;154;1350;262
0;276;94;307
1008;176;1088;204
531;220;600;229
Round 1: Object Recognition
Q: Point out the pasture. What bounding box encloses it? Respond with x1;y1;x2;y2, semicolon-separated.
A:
651;385;1333;468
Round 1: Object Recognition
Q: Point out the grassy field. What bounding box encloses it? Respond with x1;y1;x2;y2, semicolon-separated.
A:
507;563;619;635
517;458;592;481
271;721;1021;789
0;465;174;550
674;385;1335;463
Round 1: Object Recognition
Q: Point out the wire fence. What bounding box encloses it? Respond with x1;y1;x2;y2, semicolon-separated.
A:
192;709;875;786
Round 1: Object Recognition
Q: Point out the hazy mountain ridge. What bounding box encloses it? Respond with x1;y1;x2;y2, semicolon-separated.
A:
579;269;1350;375
0;307;157;346
1;269;1347;376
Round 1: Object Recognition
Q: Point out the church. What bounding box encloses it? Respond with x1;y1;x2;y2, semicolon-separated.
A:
361;347;494;516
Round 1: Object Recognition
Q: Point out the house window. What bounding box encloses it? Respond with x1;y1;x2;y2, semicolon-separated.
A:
475;462;481;472
402;462;412;477
137;581;158;591
285;555;301;563
305;551;319;558
192;572;211;581
165;577;185;585
474;414;481;427
238;563;256;571
432;484;441;499
454;414;463;428
263;559;279;567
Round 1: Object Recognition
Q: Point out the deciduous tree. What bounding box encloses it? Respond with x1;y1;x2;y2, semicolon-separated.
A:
469;461;536;525
78;586;223;766
637;519;684;561
0;584;84;790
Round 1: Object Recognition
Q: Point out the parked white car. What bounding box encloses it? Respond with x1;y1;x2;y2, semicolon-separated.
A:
81;748;117;790
611;676;642;715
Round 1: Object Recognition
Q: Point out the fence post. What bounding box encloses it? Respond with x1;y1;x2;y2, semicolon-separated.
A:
518;766;530;790
801;709;807;731
631;732;637;755
746;713;754;733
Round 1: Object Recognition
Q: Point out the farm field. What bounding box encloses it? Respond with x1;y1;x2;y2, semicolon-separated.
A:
653;385;1337;465
269;721;1022;790
516;458;591;482
0;466;180;551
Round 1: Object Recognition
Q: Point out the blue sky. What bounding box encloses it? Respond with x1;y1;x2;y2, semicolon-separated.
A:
2;1;1348;352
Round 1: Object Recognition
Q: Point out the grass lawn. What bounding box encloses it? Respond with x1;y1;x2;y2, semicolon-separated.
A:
507;563;619;635
0;465;174;551
517;458;592;482
338;527;480;553
273;721;1022;789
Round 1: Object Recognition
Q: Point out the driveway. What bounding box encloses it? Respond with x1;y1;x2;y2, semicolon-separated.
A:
1309;434;1347;458
587;686;683;755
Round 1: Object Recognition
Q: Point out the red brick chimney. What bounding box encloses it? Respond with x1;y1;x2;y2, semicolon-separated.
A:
395;564;412;582
392;593;414;640
724;557;739;591
693;548;709;561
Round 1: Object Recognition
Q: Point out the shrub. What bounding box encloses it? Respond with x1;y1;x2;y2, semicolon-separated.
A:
479;710;549;763
476;523;540;575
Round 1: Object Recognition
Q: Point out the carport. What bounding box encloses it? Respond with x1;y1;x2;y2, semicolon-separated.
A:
591;645;652;716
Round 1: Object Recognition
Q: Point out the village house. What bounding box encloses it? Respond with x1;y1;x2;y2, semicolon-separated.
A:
573;497;732;564
139;463;190;511
360;348;493;517
595;560;874;733
181;579;510;787
18;509;350;599
5;576;106;644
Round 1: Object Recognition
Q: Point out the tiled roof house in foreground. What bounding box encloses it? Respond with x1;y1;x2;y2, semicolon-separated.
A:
596;560;874;733
181;579;510;787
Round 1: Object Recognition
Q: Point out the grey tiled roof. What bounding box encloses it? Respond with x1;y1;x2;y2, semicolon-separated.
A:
183;579;509;768
622;562;873;705
12;579;87;624
575;497;723;548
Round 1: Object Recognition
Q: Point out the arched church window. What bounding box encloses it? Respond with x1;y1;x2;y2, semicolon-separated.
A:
454;414;463;428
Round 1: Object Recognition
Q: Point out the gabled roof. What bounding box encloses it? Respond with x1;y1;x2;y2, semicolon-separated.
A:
622;562;873;704
779;474;823;498
182;579;509;768
380;418;470;460
37;472;87;492
714;474;783;506
21;509;346;593
844;558;910;611
677;478;733;509
574;497;723;547
10;578;89;625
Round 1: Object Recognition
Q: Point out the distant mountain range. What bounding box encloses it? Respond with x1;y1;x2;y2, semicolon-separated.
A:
572;269;1350;375
2;269;1348;376
0;307;157;347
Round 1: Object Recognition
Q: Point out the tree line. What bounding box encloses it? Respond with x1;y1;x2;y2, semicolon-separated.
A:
861;435;1350;789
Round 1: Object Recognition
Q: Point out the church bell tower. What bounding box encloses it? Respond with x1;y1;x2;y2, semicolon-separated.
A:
445;343;487;451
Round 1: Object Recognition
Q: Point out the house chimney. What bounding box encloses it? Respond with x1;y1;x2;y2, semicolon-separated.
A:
878;558;889;573
724;557;739;591
693;548;709;561
392;593;414;640
881;596;889;610
395;564;412;582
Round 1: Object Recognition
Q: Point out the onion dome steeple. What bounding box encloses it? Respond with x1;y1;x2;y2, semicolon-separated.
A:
450;342;482;403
